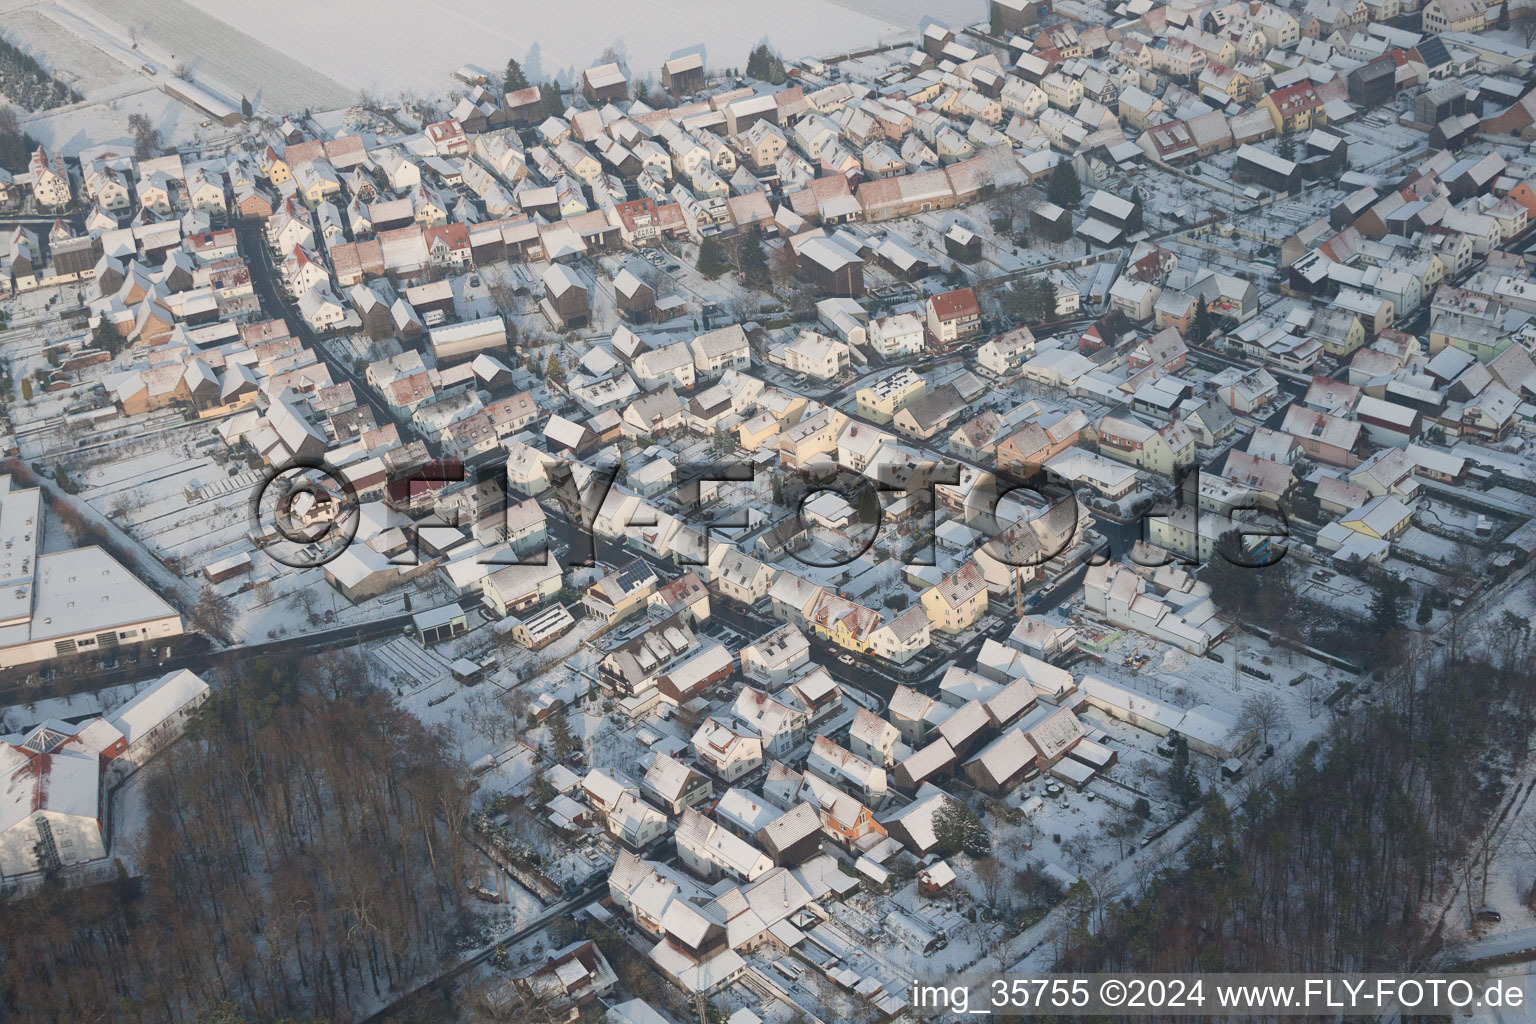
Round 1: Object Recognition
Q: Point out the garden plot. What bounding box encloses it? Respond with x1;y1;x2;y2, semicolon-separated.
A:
1417;499;1491;538
74;440;259;568
1396;525;1478;567
1338;114;1427;172
195;467;262;501
374;634;454;690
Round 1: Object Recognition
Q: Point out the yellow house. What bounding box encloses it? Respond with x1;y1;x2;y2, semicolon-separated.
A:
1407;254;1446;296
737;412;780;451
1312;309;1365;359
1257;82;1325;134
263;146;292;185
855;368;925;424
1339;495;1412;540
1096;416;1197;476
295;164;341;204
778;408;848;469
808;592;881;653
920;561;988;633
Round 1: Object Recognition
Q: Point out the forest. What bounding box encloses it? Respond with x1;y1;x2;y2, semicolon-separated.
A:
0;653;476;1023
1052;610;1536;978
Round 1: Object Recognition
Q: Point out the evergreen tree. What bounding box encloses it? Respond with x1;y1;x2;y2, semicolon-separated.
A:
1031;275;1058;321
857;486;880;526
1277;133;1297;162
933;798;992;857
740;227;770;289
696;235;729;278
1168;738;1202;810
503;58;531;92
545;352;564;383
92;318;121;356
240;95;253;121
747;44;771;80
539;81;564;117
746;43;787;84
1498;0;1510;29
547;706;580;759
1370;575;1406;633
1001;281;1030;321
0;118;40;174
1190;295;1214;345
1046;161;1081;207
990;5;1007;35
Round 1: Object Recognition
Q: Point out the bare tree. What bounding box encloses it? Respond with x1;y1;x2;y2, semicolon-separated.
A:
974;855;1007;908
191;584;235;642
1516;7;1536;45
725;288;757;325
127;113;161;159
288;586;320;625
486;271;518;316
1301;672;1324;719
501;686;531;732
769;242;799;292
1101;809;1143;859
1239;692;1286;747
303;648;371;699
1460;817;1500;926
1061;834;1095;874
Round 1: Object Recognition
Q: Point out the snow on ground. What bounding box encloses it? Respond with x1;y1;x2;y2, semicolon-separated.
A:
60;0;353;114
175;0;912;98
389;615;605;773
19;85;204;156
107;768;153;872
47;0;983;116
0;4;141;101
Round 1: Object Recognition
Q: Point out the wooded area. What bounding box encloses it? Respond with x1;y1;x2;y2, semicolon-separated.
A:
1055;616;1536;975
0;654;475;1023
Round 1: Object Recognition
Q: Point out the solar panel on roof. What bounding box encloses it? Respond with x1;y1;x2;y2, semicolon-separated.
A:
1416;35;1451;67
615;561;652;590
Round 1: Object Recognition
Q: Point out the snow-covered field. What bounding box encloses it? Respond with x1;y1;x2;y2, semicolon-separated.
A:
1;5;139;100
62;0;981;113
0;2;250;153
60;0;353;113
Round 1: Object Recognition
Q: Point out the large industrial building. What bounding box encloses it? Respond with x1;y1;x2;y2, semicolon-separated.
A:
0;475;185;671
